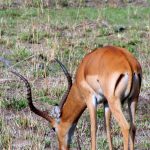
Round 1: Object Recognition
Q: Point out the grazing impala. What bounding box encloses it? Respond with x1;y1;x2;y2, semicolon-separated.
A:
11;46;142;150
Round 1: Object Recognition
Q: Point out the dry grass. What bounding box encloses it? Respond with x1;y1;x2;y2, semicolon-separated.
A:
0;0;150;150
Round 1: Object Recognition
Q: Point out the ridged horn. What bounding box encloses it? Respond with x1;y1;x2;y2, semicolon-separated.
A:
10;70;54;123
55;59;72;109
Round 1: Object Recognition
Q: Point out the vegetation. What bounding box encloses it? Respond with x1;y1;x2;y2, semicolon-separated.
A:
0;0;150;149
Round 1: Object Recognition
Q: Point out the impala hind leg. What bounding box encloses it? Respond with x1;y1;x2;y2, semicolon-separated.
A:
104;102;113;150
128;97;138;150
108;98;130;150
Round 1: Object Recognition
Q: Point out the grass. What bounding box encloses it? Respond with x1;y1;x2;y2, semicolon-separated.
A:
1;98;28;110
0;1;150;149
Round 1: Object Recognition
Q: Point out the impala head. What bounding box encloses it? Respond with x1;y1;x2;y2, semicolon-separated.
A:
10;59;72;137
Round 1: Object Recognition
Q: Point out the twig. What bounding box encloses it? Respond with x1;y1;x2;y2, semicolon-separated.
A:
8;55;35;70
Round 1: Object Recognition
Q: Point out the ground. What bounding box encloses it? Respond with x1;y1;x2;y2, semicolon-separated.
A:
0;0;150;150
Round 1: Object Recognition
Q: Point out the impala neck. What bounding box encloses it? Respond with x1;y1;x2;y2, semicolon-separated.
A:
57;83;86;149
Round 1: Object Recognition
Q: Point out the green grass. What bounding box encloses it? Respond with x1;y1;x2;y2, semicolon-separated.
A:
0;7;149;56
0;2;150;150
103;7;150;25
12;47;32;61
1;98;28;111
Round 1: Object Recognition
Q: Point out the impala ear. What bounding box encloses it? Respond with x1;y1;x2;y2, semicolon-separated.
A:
50;105;61;119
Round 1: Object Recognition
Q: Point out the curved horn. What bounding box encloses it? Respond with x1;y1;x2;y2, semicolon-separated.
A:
10;70;54;123
55;59;72;109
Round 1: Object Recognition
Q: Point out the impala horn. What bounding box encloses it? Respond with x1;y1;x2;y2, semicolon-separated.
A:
10;70;54;123
54;59;72;109
10;59;72;121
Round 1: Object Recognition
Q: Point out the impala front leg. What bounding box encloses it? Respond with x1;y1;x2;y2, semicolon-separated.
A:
86;96;97;150
77;80;98;150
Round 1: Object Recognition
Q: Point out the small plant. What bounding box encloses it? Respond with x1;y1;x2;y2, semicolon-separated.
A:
12;47;32;61
1;98;27;111
0;133;11;149
44;138;51;148
31;0;43;8
142;140;150;149
97;108;104;119
0;119;12;149
97;138;108;150
18;30;50;43
0;37;16;49
15;117;30;129
99;28;112;36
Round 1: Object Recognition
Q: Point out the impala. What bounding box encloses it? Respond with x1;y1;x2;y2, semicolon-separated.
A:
11;46;142;150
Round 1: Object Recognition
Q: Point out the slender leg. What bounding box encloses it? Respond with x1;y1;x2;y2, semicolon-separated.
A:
86;98;97;150
128;97;138;150
104;102;113;150
108;98;130;150
77;81;97;150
